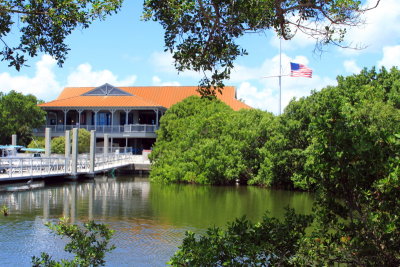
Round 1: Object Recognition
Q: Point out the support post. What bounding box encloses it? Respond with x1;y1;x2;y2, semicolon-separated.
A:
71;128;78;176
93;110;99;129
77;109;84;127
104;134;109;155
63;109;69;131
89;130;96;174
155;109;159;127
110;109;116;133
11;134;17;146
45;128;51;157
124;109;130;125
65;130;71;158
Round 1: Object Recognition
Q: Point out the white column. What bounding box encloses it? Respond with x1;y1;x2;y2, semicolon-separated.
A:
110;109;116;133
104;134;109;155
45;128;51;157
89;130;96;173
65;130;71;158
63;109;69;131
124;109;131;125
71;128;78;175
11;134;17;146
77;109;84;127
94;110;99;129
155;109;159;126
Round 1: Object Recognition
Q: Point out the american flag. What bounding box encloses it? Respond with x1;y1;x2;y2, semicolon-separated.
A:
290;62;312;78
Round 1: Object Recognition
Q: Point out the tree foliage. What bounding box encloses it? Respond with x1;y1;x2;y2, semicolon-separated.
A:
32;217;115;267
55;128;90;154
290;67;400;265
0;90;45;145
143;0;379;96
0;0;122;70
169;209;312;266
27;128;91;154
154;67;400;265
149;96;275;185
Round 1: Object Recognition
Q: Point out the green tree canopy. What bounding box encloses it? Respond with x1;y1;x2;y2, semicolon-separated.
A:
294;67;400;265
143;0;380;96
153;67;400;265
149;96;275;185
0;90;45;145
0;0;122;70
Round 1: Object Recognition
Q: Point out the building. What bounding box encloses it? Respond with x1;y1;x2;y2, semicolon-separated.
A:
37;83;250;153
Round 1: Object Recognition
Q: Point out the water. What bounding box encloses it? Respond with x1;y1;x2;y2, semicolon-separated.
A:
0;176;314;266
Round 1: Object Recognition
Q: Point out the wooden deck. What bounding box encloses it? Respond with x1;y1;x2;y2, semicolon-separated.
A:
0;154;150;182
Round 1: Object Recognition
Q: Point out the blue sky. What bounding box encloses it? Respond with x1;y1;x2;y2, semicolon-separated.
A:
0;0;399;114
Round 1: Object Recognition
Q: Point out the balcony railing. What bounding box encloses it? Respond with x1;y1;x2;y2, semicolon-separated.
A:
34;124;159;134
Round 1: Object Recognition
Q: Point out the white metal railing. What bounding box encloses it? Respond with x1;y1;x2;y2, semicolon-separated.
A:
123;124;158;133
92;153;134;171
0;149;136;178
95;147;133;154
0;157;69;178
34;124;158;134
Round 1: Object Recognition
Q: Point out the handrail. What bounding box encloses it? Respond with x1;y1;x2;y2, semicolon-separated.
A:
34;124;159;134
0;151;137;178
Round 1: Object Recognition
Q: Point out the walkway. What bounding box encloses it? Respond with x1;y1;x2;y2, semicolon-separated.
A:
0;153;150;182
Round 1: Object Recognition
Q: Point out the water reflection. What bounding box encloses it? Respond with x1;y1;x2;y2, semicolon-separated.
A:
149;183;314;228
0;177;151;221
0;176;314;266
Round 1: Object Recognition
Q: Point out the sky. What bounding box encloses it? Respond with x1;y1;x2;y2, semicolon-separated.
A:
0;0;399;114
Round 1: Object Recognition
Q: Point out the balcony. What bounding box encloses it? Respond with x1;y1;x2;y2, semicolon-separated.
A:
34;124;159;138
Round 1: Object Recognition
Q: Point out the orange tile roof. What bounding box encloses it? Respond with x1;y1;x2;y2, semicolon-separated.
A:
39;86;251;111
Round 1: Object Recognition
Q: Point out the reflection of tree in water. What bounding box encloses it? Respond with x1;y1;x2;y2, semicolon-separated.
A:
0;176;316;266
149;183;314;228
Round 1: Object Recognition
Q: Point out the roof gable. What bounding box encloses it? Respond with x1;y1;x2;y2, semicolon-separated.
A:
82;83;132;96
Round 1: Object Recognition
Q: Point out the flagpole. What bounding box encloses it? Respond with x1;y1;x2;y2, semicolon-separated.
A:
279;38;282;115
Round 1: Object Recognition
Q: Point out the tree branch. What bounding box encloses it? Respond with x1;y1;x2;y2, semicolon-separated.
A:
0;6;48;16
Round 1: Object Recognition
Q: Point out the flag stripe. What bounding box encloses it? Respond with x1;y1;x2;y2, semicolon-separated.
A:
290;62;312;78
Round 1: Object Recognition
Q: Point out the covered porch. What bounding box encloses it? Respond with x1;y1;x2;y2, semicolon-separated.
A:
37;107;165;136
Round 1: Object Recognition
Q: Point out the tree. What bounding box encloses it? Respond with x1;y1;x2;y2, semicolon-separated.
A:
294;67;400;265
32;217;115;267
28;128;91;154
169;209;312;266
0;0;122;70
0;90;45;145
166;67;400;265
52;128;91;154
143;0;380;96
149;96;274;185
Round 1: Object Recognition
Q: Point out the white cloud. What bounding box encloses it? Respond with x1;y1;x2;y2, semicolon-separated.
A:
344;60;361;74
150;51;203;79
152;76;181;86
230;53;309;83
238;76;335;114
0;55;61;101
269;30;315;51
150;51;175;73
343;0;400;54
378;45;400;69
66;63;137;87
0;56;139;101
234;53;335;114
